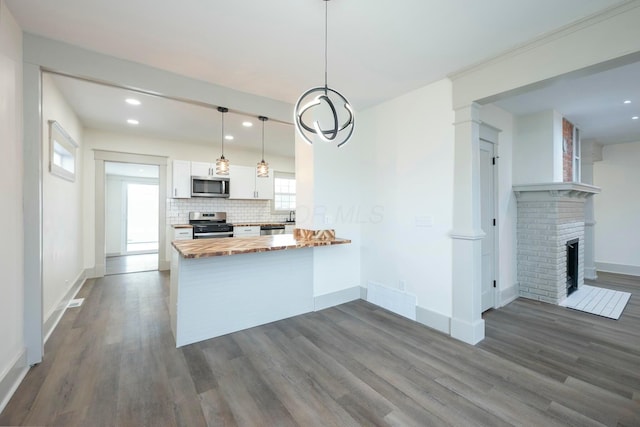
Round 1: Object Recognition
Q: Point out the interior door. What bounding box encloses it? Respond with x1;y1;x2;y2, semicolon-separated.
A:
480;139;496;312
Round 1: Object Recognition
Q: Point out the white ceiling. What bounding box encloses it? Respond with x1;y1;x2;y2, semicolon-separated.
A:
7;0;639;147
49;74;296;157
492;59;640;145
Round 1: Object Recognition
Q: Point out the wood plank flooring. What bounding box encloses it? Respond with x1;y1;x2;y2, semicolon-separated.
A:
105;253;158;275
1;271;638;426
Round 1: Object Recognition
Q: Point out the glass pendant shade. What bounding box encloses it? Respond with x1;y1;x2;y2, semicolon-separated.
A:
216;106;230;175
216;155;229;175
257;160;269;178
257;116;269;178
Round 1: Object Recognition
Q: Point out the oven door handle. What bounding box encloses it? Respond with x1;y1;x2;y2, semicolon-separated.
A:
194;232;233;238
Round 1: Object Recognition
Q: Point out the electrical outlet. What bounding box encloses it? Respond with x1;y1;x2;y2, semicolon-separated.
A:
399;280;406;291
415;216;433;227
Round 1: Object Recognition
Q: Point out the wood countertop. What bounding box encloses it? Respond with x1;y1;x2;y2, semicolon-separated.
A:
172;234;350;259
171;224;193;228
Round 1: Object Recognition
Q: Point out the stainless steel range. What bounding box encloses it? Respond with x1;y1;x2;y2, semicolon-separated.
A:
189;212;233;239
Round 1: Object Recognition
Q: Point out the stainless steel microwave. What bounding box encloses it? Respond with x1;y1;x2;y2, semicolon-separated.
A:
191;176;230;198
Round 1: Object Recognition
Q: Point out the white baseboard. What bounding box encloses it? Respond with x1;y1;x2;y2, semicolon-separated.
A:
367;281;417;321
314;286;361;311
159;259;170;271
0;349;29;415
360;286;367;300
43;270;86;344
595;262;640;277
500;285;519;307
415;306;450;335
450;317;485;345
584;266;598;280
85;265;100;279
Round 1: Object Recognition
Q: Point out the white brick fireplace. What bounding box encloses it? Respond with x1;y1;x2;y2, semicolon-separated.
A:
514;183;600;304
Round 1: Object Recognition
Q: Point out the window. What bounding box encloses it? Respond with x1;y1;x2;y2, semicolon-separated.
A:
273;172;296;212
49;120;78;181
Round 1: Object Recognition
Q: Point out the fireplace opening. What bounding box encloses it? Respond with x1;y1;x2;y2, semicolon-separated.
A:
566;238;579;296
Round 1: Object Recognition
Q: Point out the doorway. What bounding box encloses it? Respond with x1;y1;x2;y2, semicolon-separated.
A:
105;161;159;275
96;154;167;277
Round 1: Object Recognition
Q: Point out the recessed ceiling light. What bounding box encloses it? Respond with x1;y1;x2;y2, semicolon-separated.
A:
225;135;234;140
127;119;139;125
242;121;253;127
633;116;639;120
126;98;141;106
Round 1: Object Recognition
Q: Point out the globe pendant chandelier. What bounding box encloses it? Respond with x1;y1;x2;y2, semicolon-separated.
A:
215;106;230;175
294;0;354;147
257;116;269;178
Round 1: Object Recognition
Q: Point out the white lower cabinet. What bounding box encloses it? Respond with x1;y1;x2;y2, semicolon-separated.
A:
173;227;193;240
233;225;260;237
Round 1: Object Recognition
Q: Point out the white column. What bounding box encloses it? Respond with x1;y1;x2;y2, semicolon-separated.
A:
451;103;485;345
581;141;602;280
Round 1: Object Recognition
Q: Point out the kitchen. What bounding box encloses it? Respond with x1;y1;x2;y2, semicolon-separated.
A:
46;72;302;265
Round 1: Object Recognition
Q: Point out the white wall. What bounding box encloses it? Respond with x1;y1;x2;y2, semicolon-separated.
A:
358;79;455;324
594;141;640;275
42;73;85;321
512;109;563;185
83;128;295;270
294;111;363;301
480;104;518;305
0;1;25;409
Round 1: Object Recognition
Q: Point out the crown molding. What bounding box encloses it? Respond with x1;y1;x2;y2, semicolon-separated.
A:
448;0;640;81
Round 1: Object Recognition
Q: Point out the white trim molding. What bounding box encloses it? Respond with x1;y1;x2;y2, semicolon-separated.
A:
0;349;29;415
500;285;519;307
314;286;361;312
43;270;86;344
416;306;451;335
596;262;640;277
450;229;486;241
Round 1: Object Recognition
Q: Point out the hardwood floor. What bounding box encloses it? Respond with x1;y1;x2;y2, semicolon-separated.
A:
105;253;158;275
1;271;638;426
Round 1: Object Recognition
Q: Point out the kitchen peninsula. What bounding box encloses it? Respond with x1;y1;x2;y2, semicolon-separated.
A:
170;233;351;347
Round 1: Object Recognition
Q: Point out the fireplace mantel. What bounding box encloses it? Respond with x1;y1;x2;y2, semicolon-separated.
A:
513;182;600;201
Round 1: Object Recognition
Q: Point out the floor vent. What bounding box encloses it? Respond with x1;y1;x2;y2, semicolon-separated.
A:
67;298;84;308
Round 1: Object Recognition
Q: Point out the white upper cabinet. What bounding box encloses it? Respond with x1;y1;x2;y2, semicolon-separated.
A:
171;159;191;198
229;165;274;200
191;161;228;178
255;172;274;200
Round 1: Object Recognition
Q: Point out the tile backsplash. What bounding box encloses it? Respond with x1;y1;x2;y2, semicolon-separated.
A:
167;198;290;225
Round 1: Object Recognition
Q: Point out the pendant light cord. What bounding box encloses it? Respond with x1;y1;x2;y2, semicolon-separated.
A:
261;119;265;161
221;111;225;157
324;0;328;92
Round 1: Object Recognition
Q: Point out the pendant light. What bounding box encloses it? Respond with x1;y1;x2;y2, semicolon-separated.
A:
257;116;269;178
294;0;354;147
215;106;230;175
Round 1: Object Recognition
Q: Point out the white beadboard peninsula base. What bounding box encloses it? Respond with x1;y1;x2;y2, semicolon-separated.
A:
170;247;313;347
